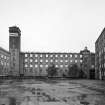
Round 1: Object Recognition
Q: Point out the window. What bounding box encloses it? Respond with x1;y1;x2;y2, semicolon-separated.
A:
35;59;38;62
40;59;43;62
50;59;53;62
75;60;77;63
56;65;58;67
65;65;68;67
50;55;53;57
46;59;48;62
4;56;6;59
30;64;33;67
45;65;48;67
40;65;43;67
25;54;28;57
60;60;63;62
30;54;33;57
55;55;58;57
65;54;68;57
40;54;43;57
1;55;3;58
65;60;68;63
60;54;63;57
25;64;28;67
60;65;63;68
80;55;82;58
25;59;28;62
1;61;3;65
30;59;33;62
7;62;9;66
46;54;48;57
70;54;72;57
55;60;58;62
35;65;38;68
35;54;38;57
75;54;78;58
80;60;82;63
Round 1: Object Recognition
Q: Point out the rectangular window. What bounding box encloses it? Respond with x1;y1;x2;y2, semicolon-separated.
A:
75;60;77;63
65;54;68;57
75;54;78;58
60;65;63;68
35;54;38;57
80;55;82;58
55;55;58;57
45;65;48;67
30;59;33;62
70;54;72;57
30;54;33;57
60;54;63;57
46;54;48;57
40;54;43;57
35;65;38;68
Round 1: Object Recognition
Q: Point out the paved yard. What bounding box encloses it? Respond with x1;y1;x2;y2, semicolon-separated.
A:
0;79;105;105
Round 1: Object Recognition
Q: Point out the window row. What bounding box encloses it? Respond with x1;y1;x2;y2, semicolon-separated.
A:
0;54;9;60
25;54;82;58
0;61;9;66
24;59;82;63
24;64;69;68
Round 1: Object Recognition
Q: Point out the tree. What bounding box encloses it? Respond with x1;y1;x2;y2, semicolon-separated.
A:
46;64;57;77
68;64;80;78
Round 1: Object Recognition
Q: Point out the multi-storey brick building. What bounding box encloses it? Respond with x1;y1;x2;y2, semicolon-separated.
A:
20;52;83;77
0;47;10;76
80;47;95;79
0;26;95;78
95;28;105;80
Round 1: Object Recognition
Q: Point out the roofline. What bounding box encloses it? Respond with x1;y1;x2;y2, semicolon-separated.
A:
0;47;10;54
95;27;105;44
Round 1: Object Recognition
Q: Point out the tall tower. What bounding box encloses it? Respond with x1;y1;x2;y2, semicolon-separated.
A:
9;26;21;76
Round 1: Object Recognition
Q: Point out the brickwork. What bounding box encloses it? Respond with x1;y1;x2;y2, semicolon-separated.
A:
95;28;105;80
0;47;10;76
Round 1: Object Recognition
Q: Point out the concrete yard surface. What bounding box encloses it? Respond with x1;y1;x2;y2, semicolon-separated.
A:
0;79;105;105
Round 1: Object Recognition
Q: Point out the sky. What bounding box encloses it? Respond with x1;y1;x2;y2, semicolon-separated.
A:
0;0;105;53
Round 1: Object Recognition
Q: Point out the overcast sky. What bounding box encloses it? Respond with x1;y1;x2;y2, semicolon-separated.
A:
0;0;105;53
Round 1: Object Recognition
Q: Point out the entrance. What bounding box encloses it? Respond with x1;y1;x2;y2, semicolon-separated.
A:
89;69;95;79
